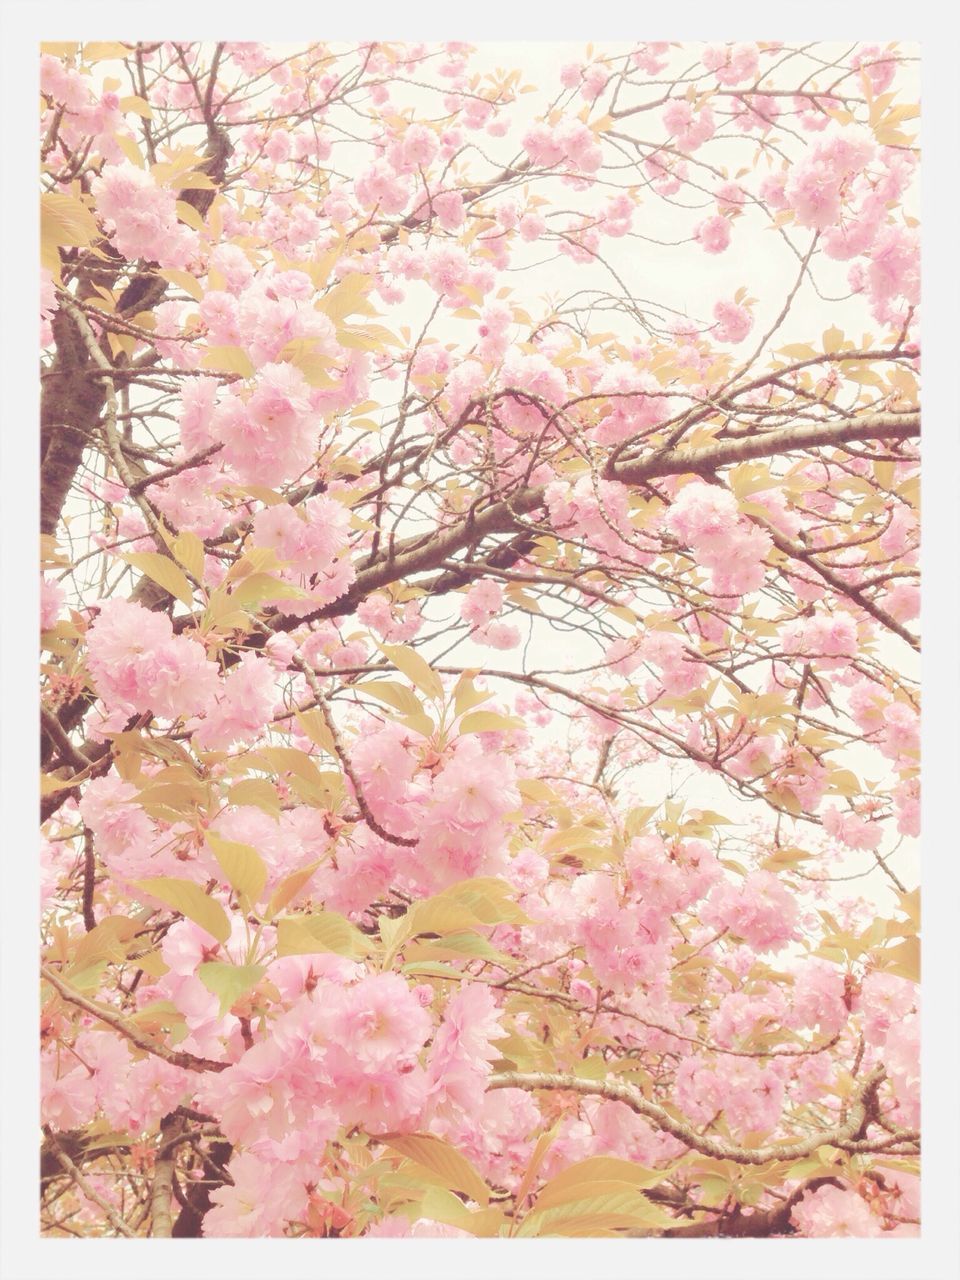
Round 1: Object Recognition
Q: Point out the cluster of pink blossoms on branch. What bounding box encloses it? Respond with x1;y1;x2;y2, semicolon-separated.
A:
37;39;920;1243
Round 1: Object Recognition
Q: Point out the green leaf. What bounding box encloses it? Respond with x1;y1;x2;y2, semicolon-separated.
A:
172;530;205;581
68;915;139;975
379;643;444;702
518;1189;677;1237
458;710;525;735
133;877;231;944
381;1134;490;1206
401;899;482;941
119;94;154;119
357;679;423;717
293;708;337;757
231;573;309;609
533;1157;664;1211
452;675;492;718
227;777;282;818
439;877;528;926
404;932;509;965
157;268;204;302
41;192;100;277
275;911;368;959
197;962;265;1016
123;551;193;606
206;832;268;904
200;345;255;377
265;861;322;920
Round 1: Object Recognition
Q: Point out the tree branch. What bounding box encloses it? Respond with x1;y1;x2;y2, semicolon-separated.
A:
487;1066;902;1165
41;965;228;1074
43;1126;135;1236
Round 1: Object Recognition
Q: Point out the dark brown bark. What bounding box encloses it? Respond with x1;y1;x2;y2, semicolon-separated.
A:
40;308;106;536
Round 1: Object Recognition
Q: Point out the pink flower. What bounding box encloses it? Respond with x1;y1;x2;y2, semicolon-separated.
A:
664;481;738;552
695;216;731;254
85;599;220;720
712;299;753;344
703;871;799;952
92;162;199;268
41;577;64;630
430;736;520;829
518;212;545;241
663;101;694;135
477;620;522;650
314;973;432;1073
203;1152;310;1237
782;615;858;660
882;581;920;622
791;1184;882;1237
791;958;849;1036
703;43;760;87
428;983;505;1114
192;652;277;750
461;578;503;626
822;806;883;851
857;971;916;1045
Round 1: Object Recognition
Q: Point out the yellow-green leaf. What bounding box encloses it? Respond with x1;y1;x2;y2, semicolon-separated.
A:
317;274;375;323
206;832;268;904
438;877;528;926
197;962;265;1015
875;935;920;982
83;41;130;62
357;679;423;717
175;200;207;233
119;94;154;120
123;551;193;606
402;899;484;941
822;325;845;354
458;710;524;735
452;675;492;718
227;777;282;817
114;134;146;168
518;1189;676;1237
172;530;205;581
231;573;308;609
69;916;139;975
293;708;337;758
533;1157;664;1211
381;1134;490;1207
157;268;204;302
200;344;254;375
41;191;100;277
379;643;444;702
275;911;368;959
133;877;230;943
265;861;323;920
41;191;100;248
414;1186;505;1237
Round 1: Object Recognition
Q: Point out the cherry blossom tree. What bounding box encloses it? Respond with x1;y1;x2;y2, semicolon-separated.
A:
39;39;920;1240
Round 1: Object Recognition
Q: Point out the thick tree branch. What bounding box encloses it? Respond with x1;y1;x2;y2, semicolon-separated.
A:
487;1066;908;1165
150;1113;183;1237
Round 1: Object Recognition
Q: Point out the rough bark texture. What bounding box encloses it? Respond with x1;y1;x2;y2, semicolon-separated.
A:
40;307;106;537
